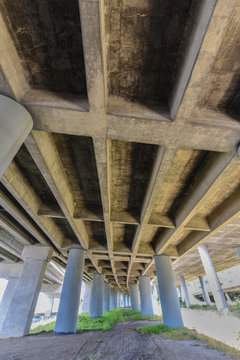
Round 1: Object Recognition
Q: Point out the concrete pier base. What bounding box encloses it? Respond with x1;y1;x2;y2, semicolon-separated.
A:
0;245;52;337
54;248;85;334
138;276;153;316
130;284;140;310
154;255;183;328
198;245;228;313
90;273;104;318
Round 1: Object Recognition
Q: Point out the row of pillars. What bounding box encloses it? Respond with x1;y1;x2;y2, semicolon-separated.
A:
54;250;184;334
179;244;237;313
1;243;239;337
0;246;183;336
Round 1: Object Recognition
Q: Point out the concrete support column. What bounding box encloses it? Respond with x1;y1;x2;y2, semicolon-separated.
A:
90;273;104;318
109;287;115;308
235;247;240;259
199;276;211;305
225;292;234;305
54;248;85;334
138;276;154;316
103;282;110;312
45;297;54;318
130;284;140;310
114;289;118;307
0;95;33;179
122;293;126;307
0;278;17;330
117;291;121;307
82;283;92;313
180;276;191;308
154;255;183;328
198;245;228;313
178;286;184;302
1;245;53;337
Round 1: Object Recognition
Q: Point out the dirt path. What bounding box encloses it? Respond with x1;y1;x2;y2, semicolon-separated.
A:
0;321;236;360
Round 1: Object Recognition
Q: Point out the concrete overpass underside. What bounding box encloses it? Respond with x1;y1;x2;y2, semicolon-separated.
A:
0;0;240;328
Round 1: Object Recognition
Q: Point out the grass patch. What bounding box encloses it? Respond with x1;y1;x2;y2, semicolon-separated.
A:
30;308;160;334
189;304;217;311
137;324;240;359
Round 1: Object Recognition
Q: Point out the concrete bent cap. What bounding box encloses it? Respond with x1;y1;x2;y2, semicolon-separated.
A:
22;245;53;261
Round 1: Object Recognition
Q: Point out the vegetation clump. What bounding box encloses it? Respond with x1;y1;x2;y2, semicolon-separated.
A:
137;324;240;359
30;308;159;334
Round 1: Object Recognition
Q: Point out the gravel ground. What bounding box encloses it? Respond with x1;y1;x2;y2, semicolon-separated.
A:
0;320;237;360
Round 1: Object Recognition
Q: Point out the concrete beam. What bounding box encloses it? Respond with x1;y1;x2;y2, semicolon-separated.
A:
25;132;89;249
127;148;176;286
156;151;238;254
79;0;106;112
169;0;218;119
0;15;29;98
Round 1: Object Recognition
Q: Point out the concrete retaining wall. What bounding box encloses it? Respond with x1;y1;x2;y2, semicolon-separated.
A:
181;308;240;350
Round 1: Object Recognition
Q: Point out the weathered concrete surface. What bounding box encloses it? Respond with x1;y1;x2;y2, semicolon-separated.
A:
182;308;240;350
139;276;154;316
0;95;32;179
54;248;85;334
0;246;52;337
90;273;104;318
0;321;234;360
0;0;240;298
0;278;17;330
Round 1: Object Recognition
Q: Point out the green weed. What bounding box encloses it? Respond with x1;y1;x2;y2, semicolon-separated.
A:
137;324;240;359
30;308;160;334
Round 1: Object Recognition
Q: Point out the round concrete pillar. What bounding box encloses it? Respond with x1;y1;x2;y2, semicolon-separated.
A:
180;276;191;308
0;278;17;330
130;284;140;310
90;273;104;317
198;245;228;313
114;289;118;307
103;282;110;312
138;276;153;316
154;255;183;328
82;283;92;313
199;276;211;305
122;293;126;307
0;95;33;179
54;248;85;334
109;287;115;308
